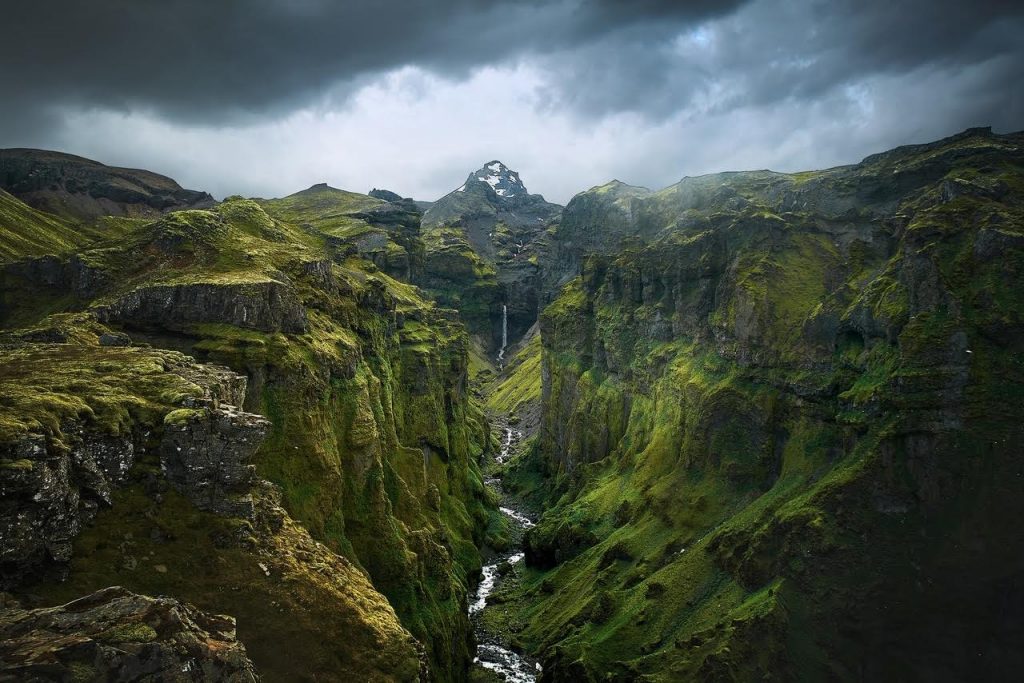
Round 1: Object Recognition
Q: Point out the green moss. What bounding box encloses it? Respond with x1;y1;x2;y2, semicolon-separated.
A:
0;458;33;470
30;484;423;682
838;343;898;404
486;333;542;416
97;622;158;643
0;337;207;446
163;408;203;425
260;184;383;230
542;277;586;319
67;662;97;683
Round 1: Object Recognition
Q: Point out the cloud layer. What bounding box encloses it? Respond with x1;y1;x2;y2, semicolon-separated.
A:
2;0;1022;203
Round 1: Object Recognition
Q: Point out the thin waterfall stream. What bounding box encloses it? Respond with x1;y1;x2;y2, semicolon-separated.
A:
496;304;508;369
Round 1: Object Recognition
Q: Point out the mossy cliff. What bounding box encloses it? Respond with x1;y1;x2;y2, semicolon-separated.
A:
499;127;1024;680
3;128;1023;682
0;181;495;680
0;326;426;680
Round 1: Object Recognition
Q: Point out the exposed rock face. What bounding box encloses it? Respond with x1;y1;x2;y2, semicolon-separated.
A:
1;252;112;314
419;161;561;350
96;279;309;334
369;188;405;203
1;432;133;588
539;179;650;307
0;326;431;682
160;405;269;519
347;197;425;280
0;148;214;221
0;586;260;682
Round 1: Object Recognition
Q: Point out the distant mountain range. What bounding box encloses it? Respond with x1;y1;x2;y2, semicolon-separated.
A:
0;148;214;220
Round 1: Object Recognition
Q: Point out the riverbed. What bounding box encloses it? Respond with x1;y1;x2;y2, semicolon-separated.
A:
469;424;539;683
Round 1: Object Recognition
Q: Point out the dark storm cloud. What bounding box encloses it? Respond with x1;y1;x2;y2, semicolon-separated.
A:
0;0;745;138
712;0;1024;110
2;0;1022;141
2;0;1022;203
533;0;1024;122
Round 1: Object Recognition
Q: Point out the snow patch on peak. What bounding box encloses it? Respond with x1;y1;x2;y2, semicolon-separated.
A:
457;161;529;199
478;173;516;197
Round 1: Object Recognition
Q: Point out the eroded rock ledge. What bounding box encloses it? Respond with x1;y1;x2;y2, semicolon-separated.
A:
0;345;261;590
95;279;308;334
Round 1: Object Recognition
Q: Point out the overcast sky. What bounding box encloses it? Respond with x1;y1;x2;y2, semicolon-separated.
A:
3;0;1022;204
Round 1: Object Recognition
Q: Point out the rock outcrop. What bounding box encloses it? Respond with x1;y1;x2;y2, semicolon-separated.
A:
369;188;405;203
96;279;309;334
1;431;134;587
0;340;259;590
160;405;269;519
0;586;260;682
0;319;432;681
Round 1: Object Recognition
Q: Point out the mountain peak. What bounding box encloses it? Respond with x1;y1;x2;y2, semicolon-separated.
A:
456;160;528;198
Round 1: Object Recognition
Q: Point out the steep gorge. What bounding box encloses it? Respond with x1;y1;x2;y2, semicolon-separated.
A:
1;127;1023;682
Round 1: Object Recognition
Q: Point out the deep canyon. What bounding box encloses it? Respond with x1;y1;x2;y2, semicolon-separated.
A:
1;127;1023;682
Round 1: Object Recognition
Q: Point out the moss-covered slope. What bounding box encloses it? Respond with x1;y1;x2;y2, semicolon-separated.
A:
0;322;427;681
502;127;1024;680
1;189;496;680
0;190;86;263
262;183;424;281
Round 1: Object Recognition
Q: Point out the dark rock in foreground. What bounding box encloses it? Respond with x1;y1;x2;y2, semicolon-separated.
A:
0;586;259;682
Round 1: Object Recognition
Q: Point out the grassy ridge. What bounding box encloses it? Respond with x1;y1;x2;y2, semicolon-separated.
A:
0;189;88;262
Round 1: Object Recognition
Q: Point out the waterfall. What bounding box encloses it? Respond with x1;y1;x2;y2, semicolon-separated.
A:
497;304;508;368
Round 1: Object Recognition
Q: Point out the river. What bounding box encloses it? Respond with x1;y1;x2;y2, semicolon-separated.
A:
469;423;540;683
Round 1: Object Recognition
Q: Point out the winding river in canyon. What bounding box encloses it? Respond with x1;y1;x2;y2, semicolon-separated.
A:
470;423;540;683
